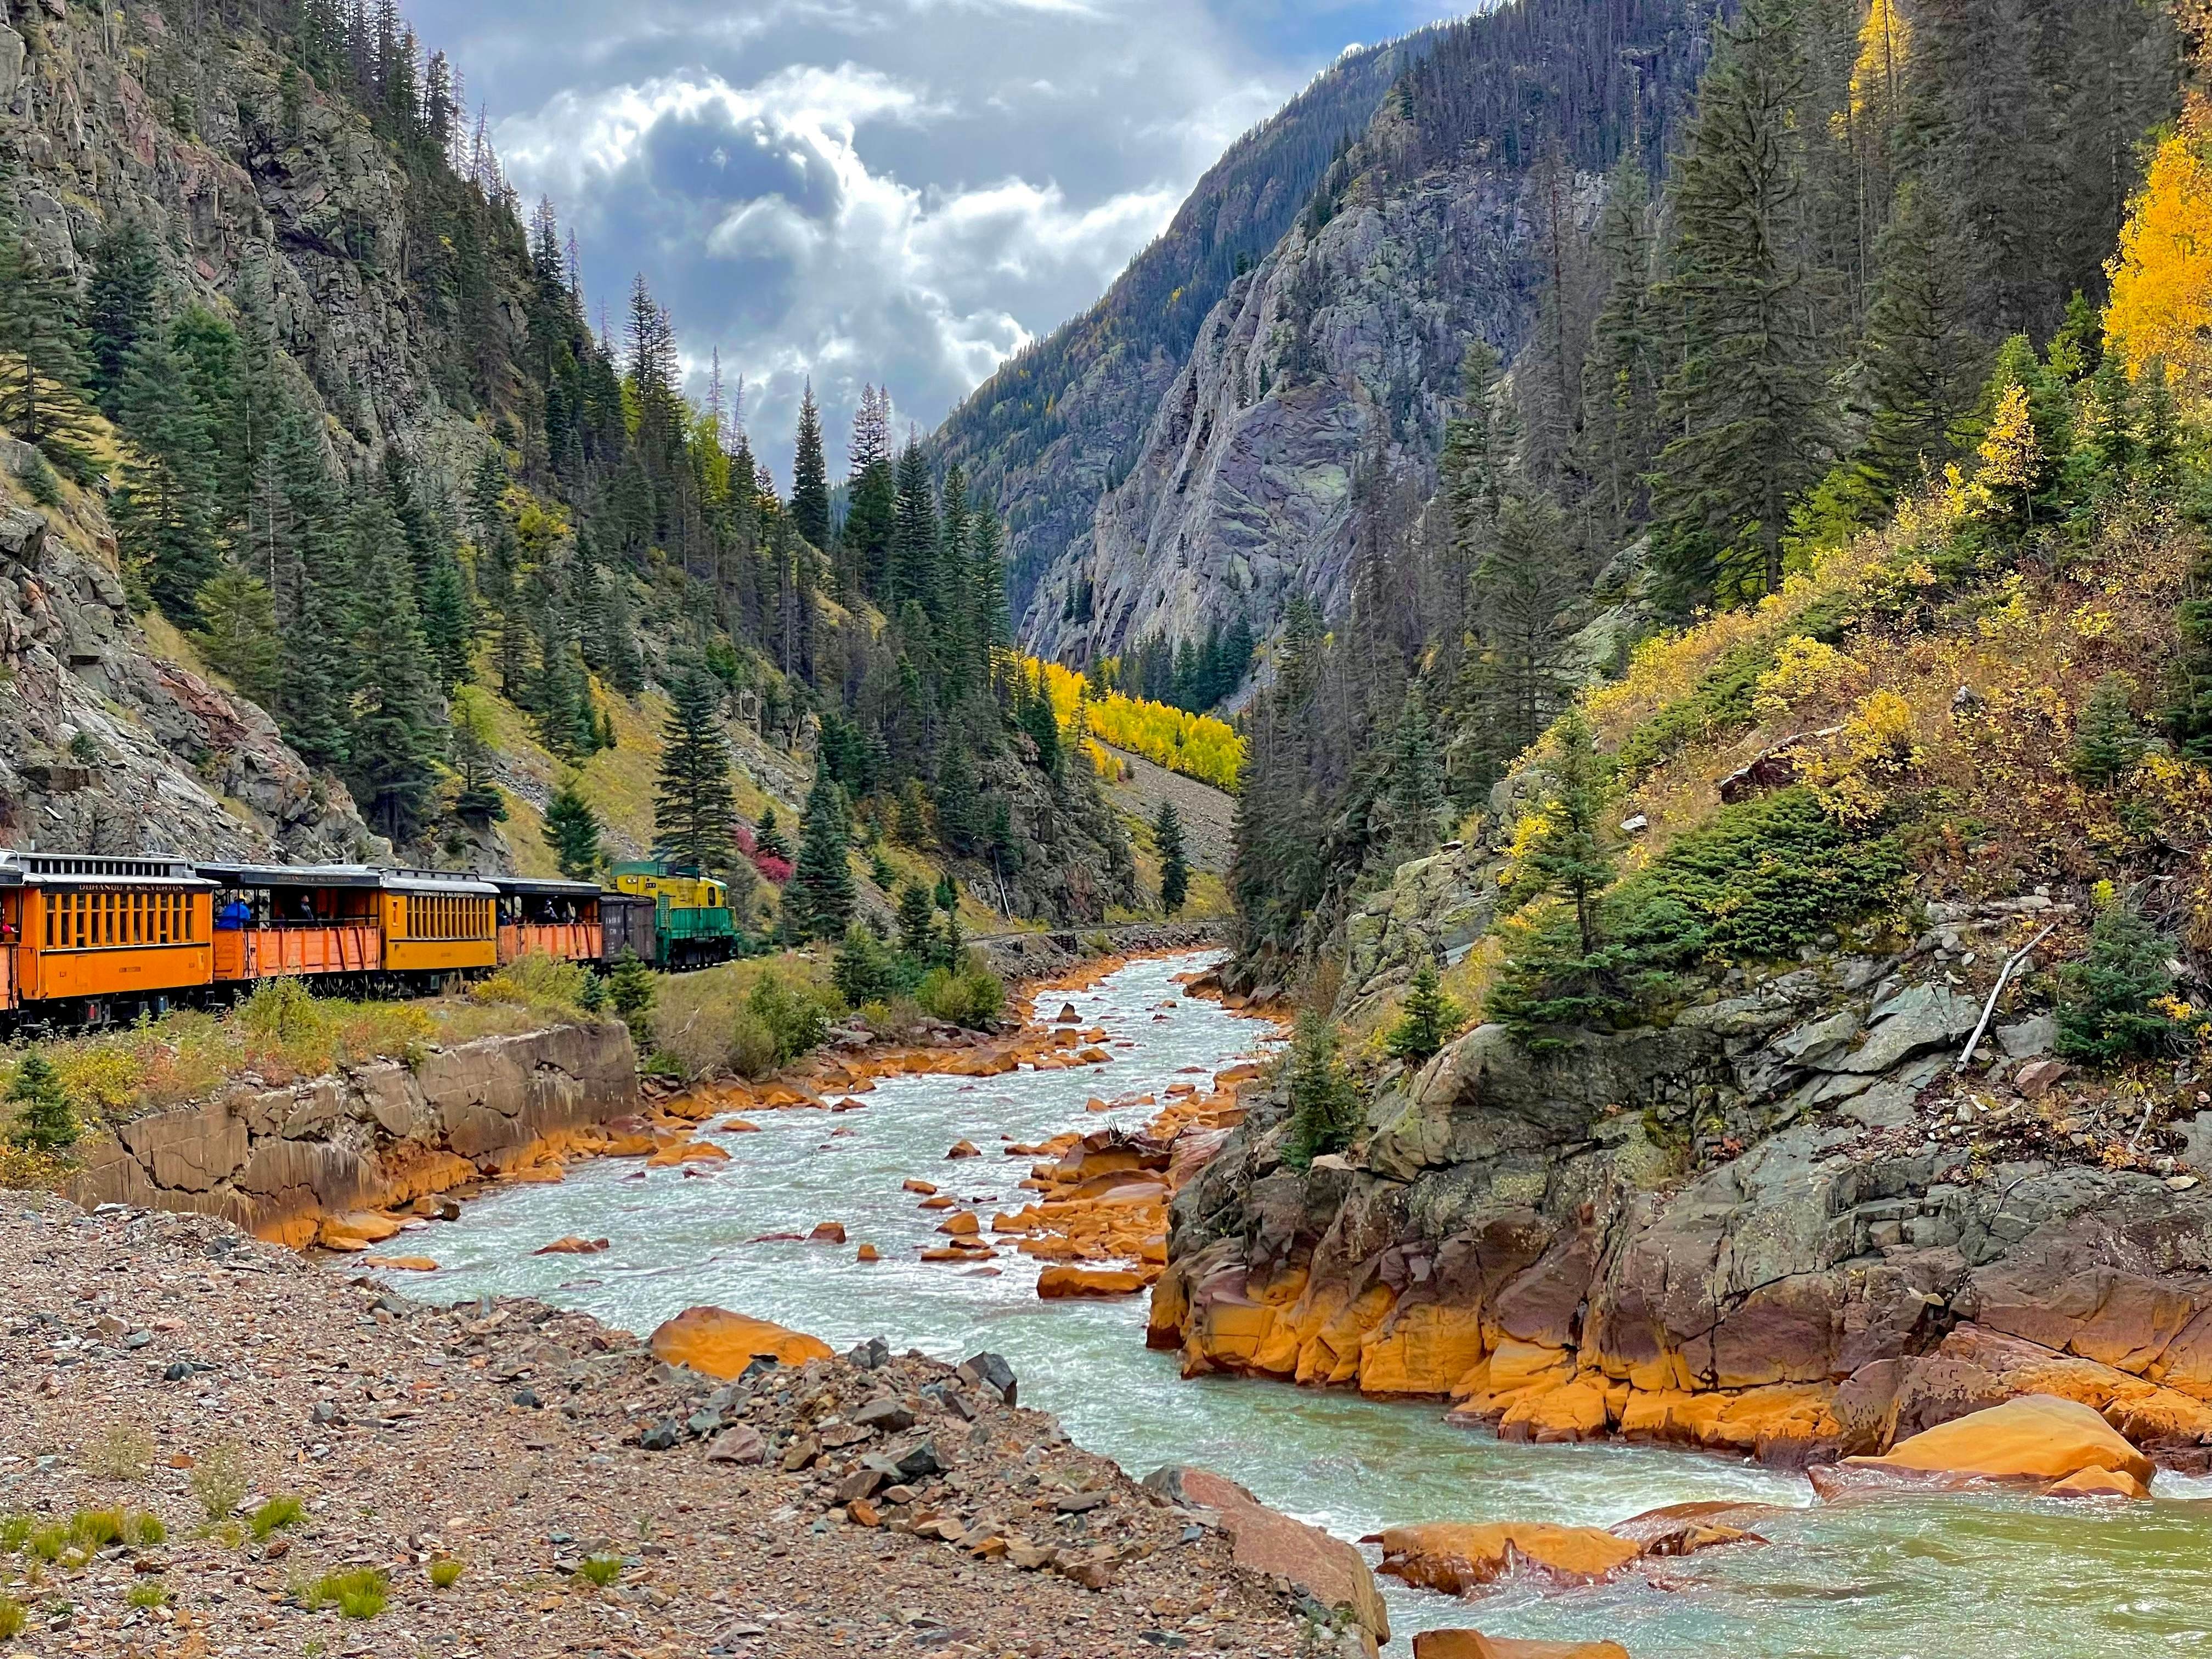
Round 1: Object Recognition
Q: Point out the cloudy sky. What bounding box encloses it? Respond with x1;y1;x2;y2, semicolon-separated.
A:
404;0;1470;479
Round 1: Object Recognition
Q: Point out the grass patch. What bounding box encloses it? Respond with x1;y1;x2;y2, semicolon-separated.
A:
67;1510;123;1549
125;1511;164;1546
651;953;838;1081
247;1496;305;1541
25;1525;65;1563
470;951;594;1020
82;1425;155;1483
126;1579;167;1610
0;1594;21;1639
574;1554;623;1587
0;1517;27;1553
309;1568;389;1620
189;1442;246;1525
427;1557;464;1588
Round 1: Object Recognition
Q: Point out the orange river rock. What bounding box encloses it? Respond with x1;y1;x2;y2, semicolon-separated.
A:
938;1211;983;1236
532;1235;610;1255
855;1243;881;1262
903;1178;939;1195
1037;1265;1152;1299
647;1306;834;1376
1414;1634;1630;1659
1368;1523;1643;1594
1832;1393;2153;1490
359;1255;438;1272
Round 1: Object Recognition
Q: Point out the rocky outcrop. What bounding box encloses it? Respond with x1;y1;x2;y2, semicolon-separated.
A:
1153;901;2212;1472
646;1306;836;1375
1818;1393;2155;1497
0;458;377;858
66;1021;637;1245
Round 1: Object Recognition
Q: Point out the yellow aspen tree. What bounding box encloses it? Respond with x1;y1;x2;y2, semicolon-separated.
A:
1974;384;2043;526
2104;101;2212;392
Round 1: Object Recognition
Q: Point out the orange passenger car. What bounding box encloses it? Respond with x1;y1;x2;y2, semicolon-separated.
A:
492;876;603;966
199;862;386;984
0;851;216;1019
380;871;499;976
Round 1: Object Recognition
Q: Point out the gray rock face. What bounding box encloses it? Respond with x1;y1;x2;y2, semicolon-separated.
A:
1022;161;1570;664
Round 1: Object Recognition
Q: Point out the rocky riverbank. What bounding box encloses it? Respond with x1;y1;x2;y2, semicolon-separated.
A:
1152;899;2212;1474
0;1195;1379;1657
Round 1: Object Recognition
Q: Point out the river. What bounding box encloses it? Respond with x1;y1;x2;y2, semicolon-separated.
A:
383;952;2212;1657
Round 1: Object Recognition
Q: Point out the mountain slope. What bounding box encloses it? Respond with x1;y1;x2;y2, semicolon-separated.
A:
933;33;1435;621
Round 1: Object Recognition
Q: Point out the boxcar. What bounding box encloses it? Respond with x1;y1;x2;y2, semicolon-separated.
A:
0;851;216;1022
380;871;499;977
492;875;604;965
599;893;659;967
199;861;385;985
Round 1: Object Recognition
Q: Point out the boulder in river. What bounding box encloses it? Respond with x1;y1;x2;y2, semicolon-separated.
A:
946;1139;982;1159
1037;1265;1150;1299
533;1235;610;1255
1142;1466;1388;1650
1366;1522;1642;1594
1814;1393;2153;1496
647;1305;834;1376
1413;1633;1630;1659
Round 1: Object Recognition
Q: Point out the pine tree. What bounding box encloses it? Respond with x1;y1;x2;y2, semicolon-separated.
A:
607;949;658;1052
653;669;740;872
1650;0;1832;611
791;380;831;551
1441;339;1507;561
787;774;856;941
544;775;603;880
113;331;222;618
2055;901;2186;1063
754;804;791;861
1575;157;1660;540
0;204;101;479
2072;674;2145;787
1382;692;1445;857
895;881;936;958
419;551;475;690
1471;494;1576;759
845;386;896;598
1522;707;1614;957
936;742;983;856
1385;962;1465;1064
189;568;283;707
890;438;936;610
1155;799;1189;916
449;686;508;826
1283;1012;1360;1168
4;1051;77;1151
85;219;161;417
346;494;442;842
1855;179;1979;496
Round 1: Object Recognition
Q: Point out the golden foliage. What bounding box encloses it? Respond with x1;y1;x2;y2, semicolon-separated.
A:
2104;112;2212;390
1029;658;1243;791
1848;0;1910;118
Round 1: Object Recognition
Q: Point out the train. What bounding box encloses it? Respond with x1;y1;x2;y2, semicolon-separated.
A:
0;850;752;1028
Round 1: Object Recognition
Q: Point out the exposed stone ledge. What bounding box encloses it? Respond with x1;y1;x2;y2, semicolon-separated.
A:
65;1020;637;1246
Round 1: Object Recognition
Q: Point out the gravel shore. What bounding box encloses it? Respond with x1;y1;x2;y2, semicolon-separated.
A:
0;1195;1353;1658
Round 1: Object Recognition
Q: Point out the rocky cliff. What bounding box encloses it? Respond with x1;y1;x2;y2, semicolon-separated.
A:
67;1019;638;1246
986;0;1708;665
0;0;533;858
1155;895;2212;1470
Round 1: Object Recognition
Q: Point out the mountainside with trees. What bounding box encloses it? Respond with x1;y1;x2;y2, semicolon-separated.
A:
0;0;1135;928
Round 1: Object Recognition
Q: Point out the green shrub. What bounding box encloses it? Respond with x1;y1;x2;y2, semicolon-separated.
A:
127;1579;167;1610
0;1516;29;1552
125;1511;164;1546
427;1558;465;1589
1283;1013;1361;1169
471;951;590;1017
0;1594;22;1639
311;1568;388;1620
248;1496;305;1541
575;1554;623;1587
26;1525;65;1562
607;951;658;1052
724;1012;781;1079
747;973;830;1064
1384;964;1465;1064
2055;902;2189;1063
917;963;1005;1030
2071;673;2147;786
5;1052;78;1151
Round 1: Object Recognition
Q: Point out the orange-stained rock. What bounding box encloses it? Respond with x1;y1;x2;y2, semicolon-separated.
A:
902;1177;939;1195
1357;1302;1491;1397
1368;1523;1643;1594
922;1245;995;1262
1606;1500;1781;1556
318;1211;404;1248
646;1140;729;1169
2046;1465;2149;1498
919;1194;957;1210
360;1255;439;1272
938;1211;981;1237
856;1243;881;1262
1086;1097;1115;1113
533;1235;610;1255
1038;1265;1149;1298
808;1222;847;1244
720;1119;761;1133
946;1139;981;1158
1413;1633;1630;1659
1833;1393;2153;1489
1148;1468;1387;1646
1499;1375;1612;1443
648;1306;833;1376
